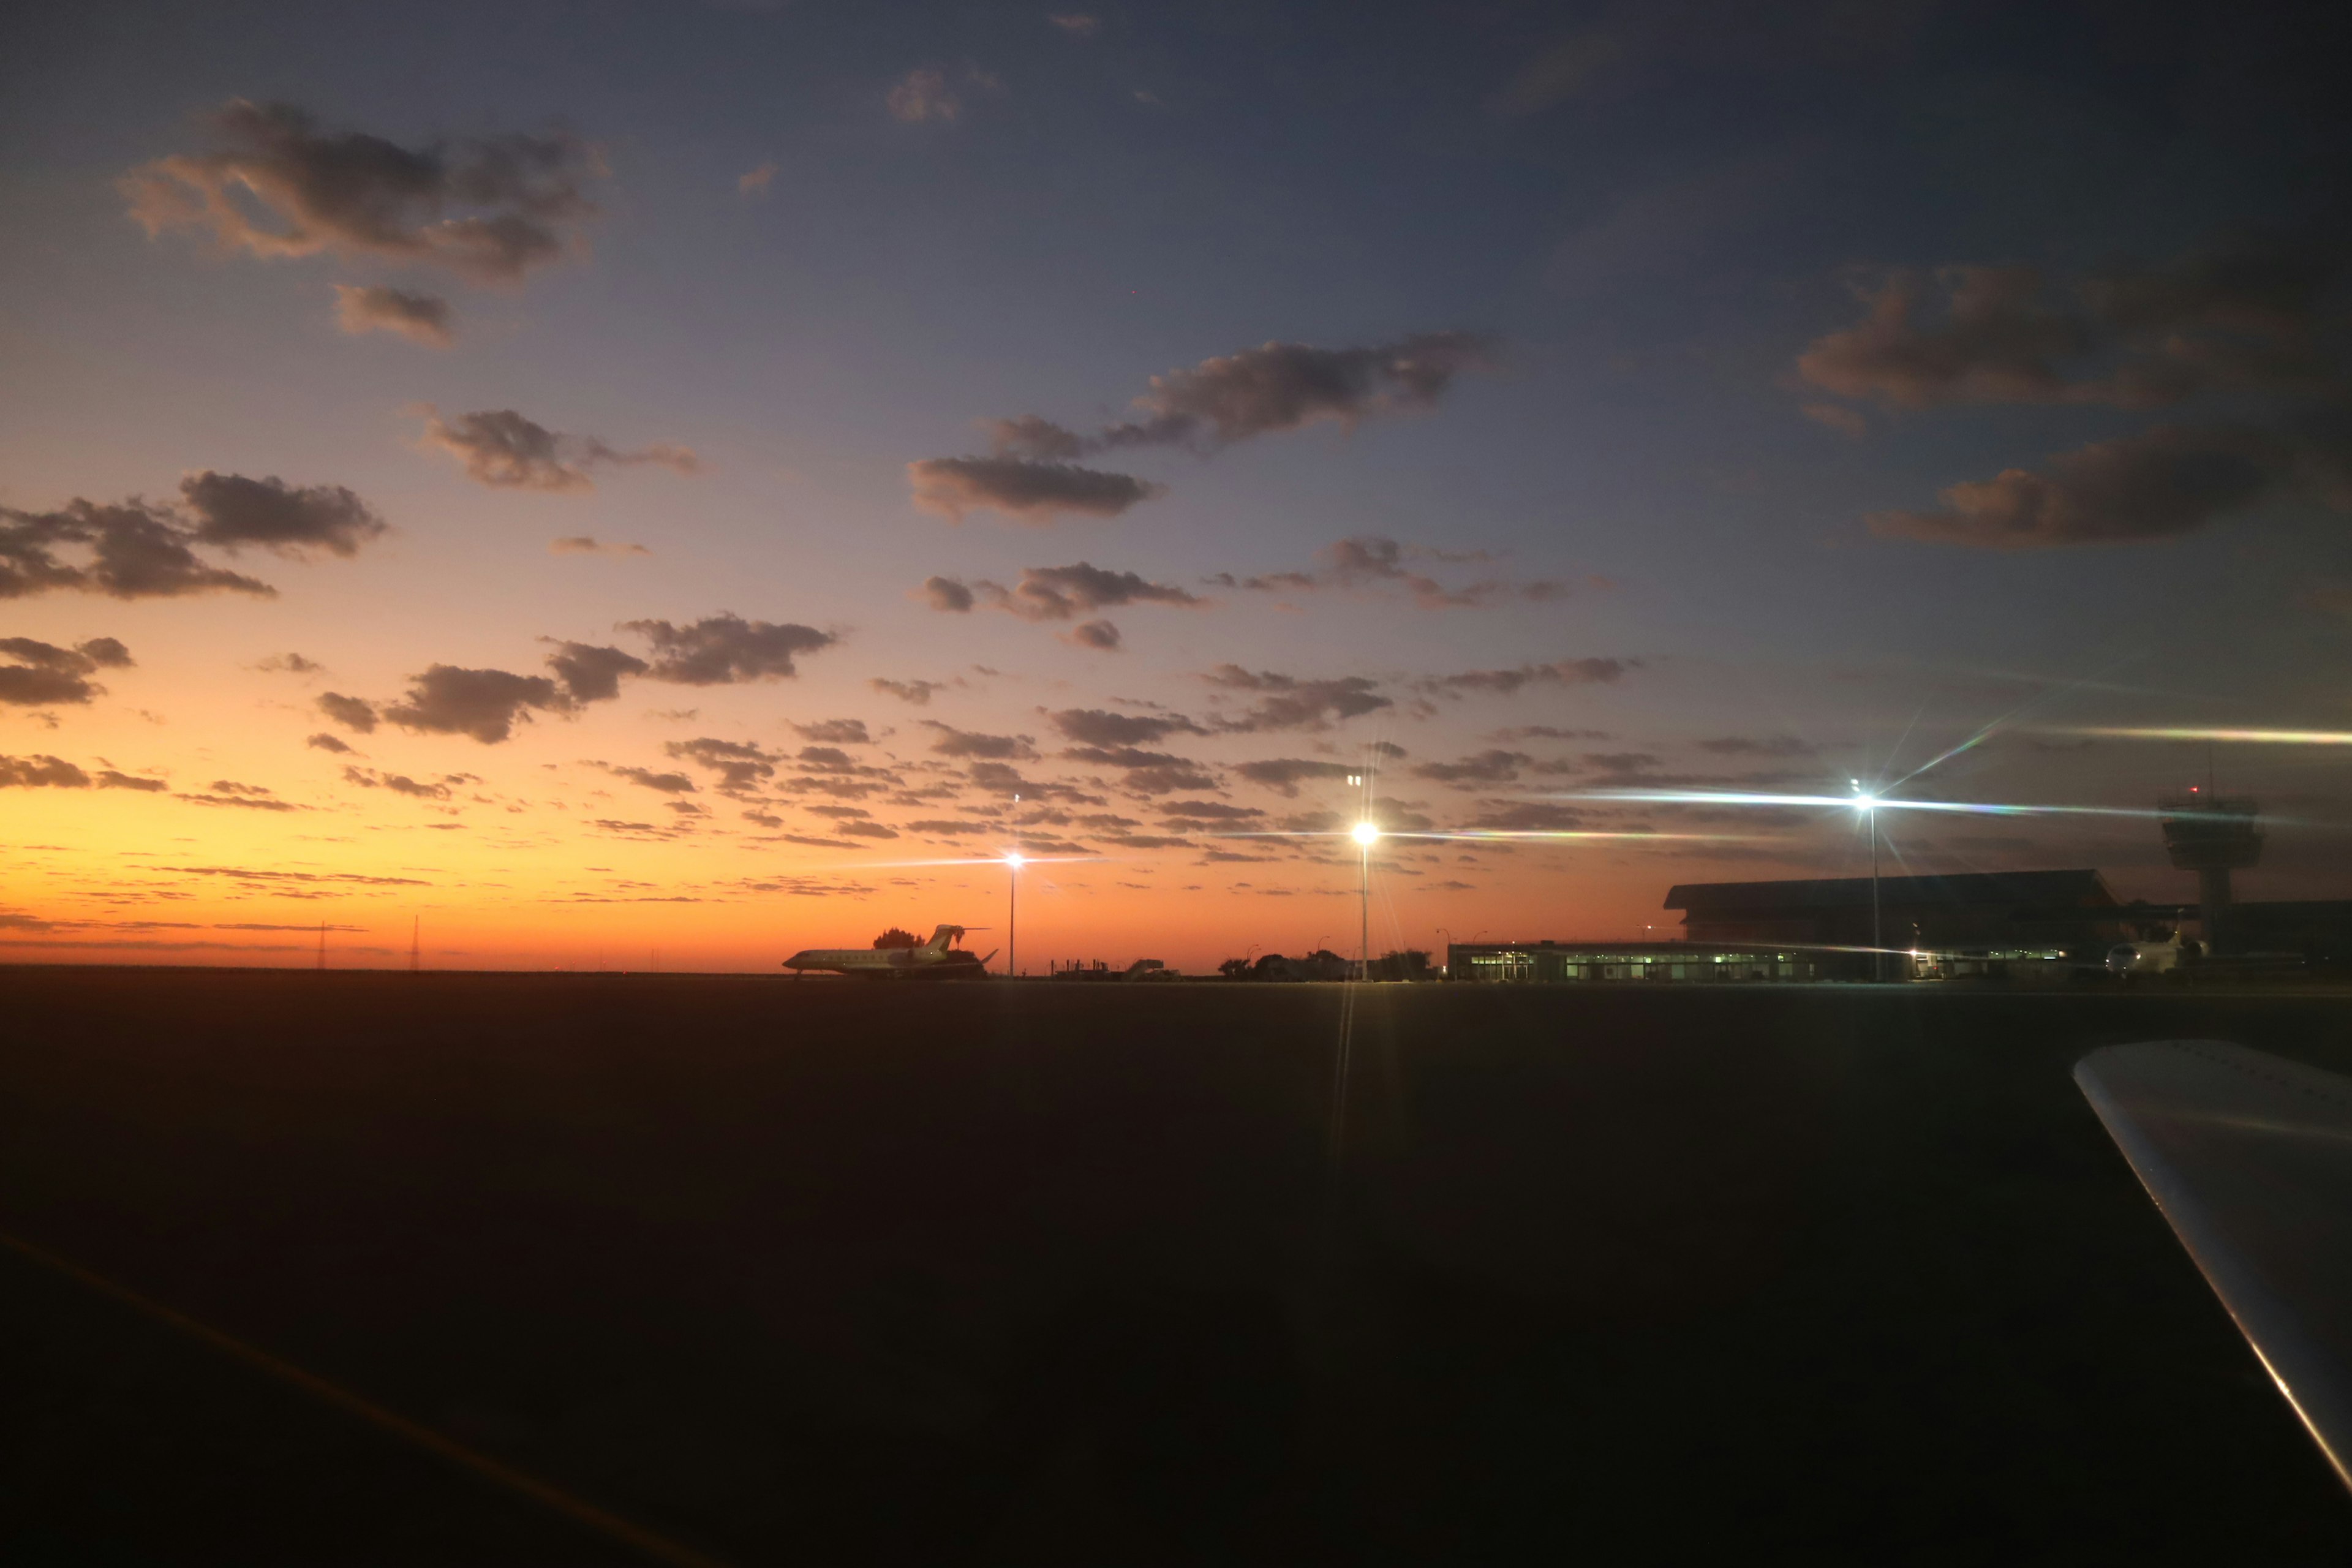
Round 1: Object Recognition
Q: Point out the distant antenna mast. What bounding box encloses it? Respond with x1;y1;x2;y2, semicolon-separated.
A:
410;916;420;973
317;920;326;971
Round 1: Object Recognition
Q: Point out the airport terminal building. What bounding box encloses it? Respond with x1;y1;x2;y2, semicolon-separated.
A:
1450;869;2136;984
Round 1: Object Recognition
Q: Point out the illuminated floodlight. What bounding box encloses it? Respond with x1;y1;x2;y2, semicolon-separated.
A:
1351;821;1382;847
1003;851;1027;869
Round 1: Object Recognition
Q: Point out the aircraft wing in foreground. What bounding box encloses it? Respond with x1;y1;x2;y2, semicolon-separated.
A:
2076;1040;2352;1491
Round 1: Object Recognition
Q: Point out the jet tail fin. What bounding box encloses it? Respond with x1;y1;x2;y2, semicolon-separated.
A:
925;923;965;953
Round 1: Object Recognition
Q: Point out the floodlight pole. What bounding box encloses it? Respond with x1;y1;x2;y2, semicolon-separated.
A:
1008;860;1017;979
1869;805;1882;984
1359;840;1370;982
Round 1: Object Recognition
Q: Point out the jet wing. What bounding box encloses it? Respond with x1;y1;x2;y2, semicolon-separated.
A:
2076;1040;2352;1491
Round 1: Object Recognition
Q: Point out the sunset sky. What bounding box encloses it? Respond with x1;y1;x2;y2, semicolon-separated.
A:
4;1;2349;970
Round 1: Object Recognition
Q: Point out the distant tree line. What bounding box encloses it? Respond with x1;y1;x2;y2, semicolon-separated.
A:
1216;948;1435;981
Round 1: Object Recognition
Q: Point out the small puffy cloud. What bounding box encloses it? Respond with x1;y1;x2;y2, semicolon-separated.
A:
1413;750;1536;785
544;640;650;703
122;100;600;284
419;407;699;492
1009;562;1204;622
792;718;870;745
1094;333;1498;452
1064;619;1121;650
1060;745;1217;795
888;68;961;124
664;737;778;791
870;677;942;705
99;769;167;791
0;637;134;706
333;285;453;347
0;499;274;600
342;765;453;800
1414;657;1634;699
1797;232;2352;417
180;471;387;558
1215;534;1567;609
1048;708;1206;747
1796;266;2092;411
551;537;651;557
921;721;1037;760
921;575;976;612
317;692;379;733
0;754;92;788
986;334;1496;464
1160;800;1261;822
908;457;1159;524
593;761;698;794
1230;758;1359;797
306;732;355;754
738;162;778;196
1201;665;1392;731
254;652;323;674
383;664;573;744
620;613;836;684
1047;13;1100;35
1868;425;2288;549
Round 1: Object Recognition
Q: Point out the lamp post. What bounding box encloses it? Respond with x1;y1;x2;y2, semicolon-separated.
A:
1853;781;1880;982
1352;821;1381;980
1004;851;1024;978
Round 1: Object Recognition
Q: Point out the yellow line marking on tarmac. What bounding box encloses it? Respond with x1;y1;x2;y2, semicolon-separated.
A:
0;1228;735;1568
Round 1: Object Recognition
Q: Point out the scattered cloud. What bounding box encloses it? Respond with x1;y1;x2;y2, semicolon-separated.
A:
317;692;379;733
991;333;1499;457
418;407;699;492
1047;13;1100;36
254;652;323;675
925;563;1206;627
180;471;386;558
0;637;133;706
871;677;943;705
1059;745;1218;794
1211;535;1568;609
663;737;778;791
888;68;961;124
920;722;1038;760
1047;708;1207;747
793;718;872;745
1867;424;2294;548
306;732;355;754
543;640;650;703
0;754;95;788
551;536;652;557
738;162;778;195
908;456;1159;524
1064;619;1120;650
333;284;454;347
1;497;274;600
1230;757;1361;797
123;100;600;284
592;761;699;794
1800;230;2351;415
1414;657;1635;698
383;664;573;744
620;614;836;684
1200;665;1392;731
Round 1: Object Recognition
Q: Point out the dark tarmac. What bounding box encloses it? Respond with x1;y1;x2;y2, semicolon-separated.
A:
4;968;2351;1564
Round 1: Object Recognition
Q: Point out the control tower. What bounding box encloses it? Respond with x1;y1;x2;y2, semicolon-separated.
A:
2159;791;2261;952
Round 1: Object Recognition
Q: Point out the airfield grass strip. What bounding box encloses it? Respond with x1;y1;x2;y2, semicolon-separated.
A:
0;1227;734;1568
